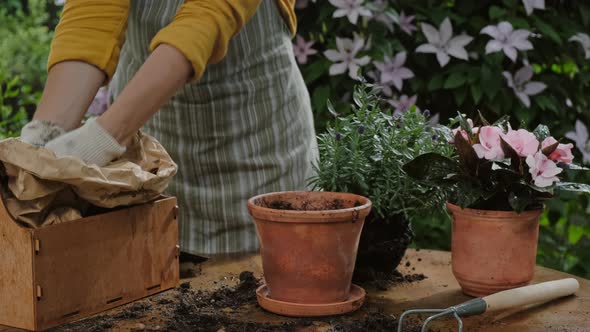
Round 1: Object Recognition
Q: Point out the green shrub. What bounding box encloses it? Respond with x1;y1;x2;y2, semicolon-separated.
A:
296;0;590;278
310;83;455;221
0;0;52;87
0;74;29;139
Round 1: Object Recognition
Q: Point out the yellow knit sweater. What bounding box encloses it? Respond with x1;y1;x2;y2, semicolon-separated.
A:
48;0;296;82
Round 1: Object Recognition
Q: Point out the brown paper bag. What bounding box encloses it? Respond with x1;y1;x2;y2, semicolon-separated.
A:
0;132;177;228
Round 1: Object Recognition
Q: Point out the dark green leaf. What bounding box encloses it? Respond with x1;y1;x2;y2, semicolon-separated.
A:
533;17;562;45
493;115;511;132
489;6;506;20
326;98;338;117
444;72;467;89
556;182;590;194
509;185;535;213
471;84;483;104
303;60;330;85
477;110;490;126
533;124;551;141
481;65;501;99
428;75;444;91
454;88;467;105
454;130;479;175
500;137;522;173
403;153;460;184
457;112;473;136
560;163;590;171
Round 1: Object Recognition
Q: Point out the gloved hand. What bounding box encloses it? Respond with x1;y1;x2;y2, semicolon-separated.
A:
19;120;67;147
45;118;126;167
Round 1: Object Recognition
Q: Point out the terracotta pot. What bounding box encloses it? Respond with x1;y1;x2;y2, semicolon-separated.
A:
448;202;542;297
247;191;371;304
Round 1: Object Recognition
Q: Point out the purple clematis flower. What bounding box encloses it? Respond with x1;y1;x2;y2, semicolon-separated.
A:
371;0;395;32
87;87;109;116
502;66;546;108
324;34;371;80
415;17;473;67
374;51;414;94
292;35;318;65
565;120;590;164
388;94;417;115
569;33;590;59
522;0;545;16
481;22;533;62
329;0;373;25
397;11;417;36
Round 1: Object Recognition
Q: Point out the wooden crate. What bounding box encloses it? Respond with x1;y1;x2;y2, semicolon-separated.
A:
0;196;180;331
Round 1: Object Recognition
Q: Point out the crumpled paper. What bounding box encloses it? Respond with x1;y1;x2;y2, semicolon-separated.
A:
0;131;177;228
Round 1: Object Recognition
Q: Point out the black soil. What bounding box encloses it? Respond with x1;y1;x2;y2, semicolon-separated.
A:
258;198;346;211
52;270;430;332
354;213;415;288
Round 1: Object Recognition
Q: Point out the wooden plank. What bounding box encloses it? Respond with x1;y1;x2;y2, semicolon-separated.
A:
0;197;35;331
32;197;179;330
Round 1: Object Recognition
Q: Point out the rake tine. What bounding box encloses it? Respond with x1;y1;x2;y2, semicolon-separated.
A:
453;311;464;332
397;309;445;332
421;309;454;332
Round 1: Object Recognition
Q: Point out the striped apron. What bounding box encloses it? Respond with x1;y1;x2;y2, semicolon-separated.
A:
109;0;318;255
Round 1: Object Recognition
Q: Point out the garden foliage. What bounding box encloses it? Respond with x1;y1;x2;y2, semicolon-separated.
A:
310;83;454;220
404;114;590;212
295;0;590;277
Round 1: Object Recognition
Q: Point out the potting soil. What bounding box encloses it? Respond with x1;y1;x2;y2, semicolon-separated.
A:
51;270;431;332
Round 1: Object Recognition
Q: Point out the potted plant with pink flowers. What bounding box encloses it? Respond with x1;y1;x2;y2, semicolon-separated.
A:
403;114;590;296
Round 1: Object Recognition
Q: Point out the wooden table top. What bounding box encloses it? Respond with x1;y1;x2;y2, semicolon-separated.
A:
2;249;588;331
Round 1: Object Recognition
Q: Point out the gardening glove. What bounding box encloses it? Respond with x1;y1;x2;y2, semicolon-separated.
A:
19;120;67;147
45;118;126;167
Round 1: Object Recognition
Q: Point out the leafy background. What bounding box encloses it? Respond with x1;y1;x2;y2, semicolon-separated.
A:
297;0;590;278
1;0;589;277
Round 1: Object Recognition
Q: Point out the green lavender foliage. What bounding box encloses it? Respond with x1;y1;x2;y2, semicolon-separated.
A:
310;83;455;221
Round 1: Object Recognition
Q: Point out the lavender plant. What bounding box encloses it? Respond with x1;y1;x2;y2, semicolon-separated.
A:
310;83;454;221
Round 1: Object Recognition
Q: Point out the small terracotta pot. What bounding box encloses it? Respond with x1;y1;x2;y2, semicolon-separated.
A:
247;191;371;304
448;203;542;297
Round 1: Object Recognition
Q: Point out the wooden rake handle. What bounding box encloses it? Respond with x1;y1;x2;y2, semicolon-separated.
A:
483;278;579;312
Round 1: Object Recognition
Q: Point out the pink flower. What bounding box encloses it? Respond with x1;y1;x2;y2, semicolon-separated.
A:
526;151;562;187
450;119;479;142
473;126;505;161
541;137;574;164
502;129;539;157
292;35;318;64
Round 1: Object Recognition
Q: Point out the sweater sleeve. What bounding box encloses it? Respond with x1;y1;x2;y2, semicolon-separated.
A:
47;0;130;81
149;0;263;81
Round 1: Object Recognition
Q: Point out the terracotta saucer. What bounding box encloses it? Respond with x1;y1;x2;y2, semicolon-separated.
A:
256;284;366;317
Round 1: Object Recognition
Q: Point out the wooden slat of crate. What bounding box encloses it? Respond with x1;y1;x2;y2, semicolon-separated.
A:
33;197;179;330
0;204;35;331
0;196;179;331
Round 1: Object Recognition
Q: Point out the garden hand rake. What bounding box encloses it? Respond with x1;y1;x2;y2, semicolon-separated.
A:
397;278;579;332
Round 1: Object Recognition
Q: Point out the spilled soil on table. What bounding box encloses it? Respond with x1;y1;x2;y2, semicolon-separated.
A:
52;269;431;332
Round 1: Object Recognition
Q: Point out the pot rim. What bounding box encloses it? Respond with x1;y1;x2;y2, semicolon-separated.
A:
446;202;543;219
247;191;372;223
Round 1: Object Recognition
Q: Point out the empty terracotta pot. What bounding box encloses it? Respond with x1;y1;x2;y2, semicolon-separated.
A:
247;191;371;304
448;202;542;297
